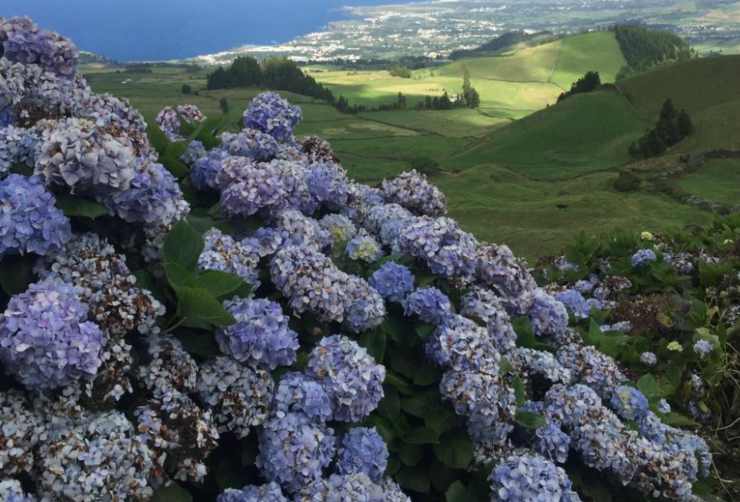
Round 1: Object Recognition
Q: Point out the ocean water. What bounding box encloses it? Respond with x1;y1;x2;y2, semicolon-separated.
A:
1;0;415;61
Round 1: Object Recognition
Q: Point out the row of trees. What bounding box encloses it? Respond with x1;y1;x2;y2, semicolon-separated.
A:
614;25;693;80
557;71;601;102
206;56;334;102
629;99;694;159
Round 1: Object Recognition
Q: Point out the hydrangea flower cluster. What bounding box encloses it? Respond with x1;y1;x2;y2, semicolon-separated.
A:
199;227;261;287
528;289;569;338
631;248;657;268
0;479;35;502
370;261;415;303
475;243;538;314
220;129;279;161
0;174;71;257
298;473;410;502
243;91;302;142
218;482;288;502
381;169;447;216
335;427;389;482
489;453;580;502
135;335;199;397
307;335;385;422
345;230;383;263
0;277;103;390
404;287;453;325
155;104;205;141
0;391;44;476
320;213;357;246
272;372;333;422
0;17;79;77
217;297;299;370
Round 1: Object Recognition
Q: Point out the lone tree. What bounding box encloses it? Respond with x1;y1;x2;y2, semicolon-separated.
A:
558;71;601;102
629;98;694;159
462;67;481;108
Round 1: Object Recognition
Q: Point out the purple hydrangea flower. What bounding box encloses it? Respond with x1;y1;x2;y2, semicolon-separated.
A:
345;231;383;263
404;287;453;325
180;139;207;166
257;412;335;493
0;277;103;390
556;344;626;398
528;289;569;337
426;314;498;371
460;287;518;353
640;351;657;366
217;298;299;370
219;161;291;217
319;213;357;246
369;261;415;303
0;174;71;257
306;162;349;208
555;289;592;320
535;422;571;464
243;92;302;142
489;453;580;502
272;372;333;422
217;482;288;502
381;170;447;216
693;339;714;358
631;248;657;268
220;129;279;161
610;386;650;421
0;17;79;77
657;399;671;414
336;427;388;482
155;104;205;141
199;227;261;287
475;243;537;315
191;148;229;191
343;276;386;333
307;335;385;422
0;479;35;502
299;473;406;501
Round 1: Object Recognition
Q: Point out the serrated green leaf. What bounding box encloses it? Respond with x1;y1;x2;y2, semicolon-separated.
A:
512;375;526;406
446;481;470;502
425;407;456;435
359;329;386;362
434;432;473;469
164;220;204;270
399;443;424;466
55;195;109;219
151;483;192;502
404;426;440;445
194;270;245;298
637;374;658;400
0;255;35;295
515;410;546;429
177;330;220;358
415;322;435;338
175;286;235;329
377;385;401;420
398;466;431;493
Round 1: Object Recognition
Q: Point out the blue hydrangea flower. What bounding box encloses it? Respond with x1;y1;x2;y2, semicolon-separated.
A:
199;227;261;287
369;261;415;303
528;289;569;337
220;129;279;161
191;148;229;191
243;92;302;142
343;276;386;333
657;399;671;414
460;287;518;353
610;386;650;421
101;162;189;227
0;479;35;502
306;162;350;208
272;372;333;422
693;339;714;358
403;287;453;325
0;277;103;390
556;344;626;397
217;298;299;370
319;213;357;247
631;248;657;268
155;104;205;141
336;427;388;482
555;289;592;320
256;412;335;493
426;314;498;371
475;243;538;315
180;139;206;166
217;482;288;502
345;231;383;263
381;170;447;216
307;335;385;422
0;174;71;256
535;422;571;464
299;473;399;501
640;351;657;366
219;161;290;217
365;203;414;252
489;453;580;502
0;17;79;77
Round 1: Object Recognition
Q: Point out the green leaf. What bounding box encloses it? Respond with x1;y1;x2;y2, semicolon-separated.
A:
398;466;431;493
425;407;457;435
446;481;471;502
411;362;439;386
513;316;551;351
385;371;415;395
401;393;435;418
56;195;108;219
164;220;204;270
434;432;473;469
404;426;440;445
515;410;546;430
512;375;526;406
359;329;387;362
0;255;35;295
175;286;235;329
637;374;659;400
148;124;170;157
399;443;424;466
415;322;435;338
195;270;245;298
151;483;192;502
164;261;197;289
662;412;698;427
377;385;401;420
177;330;220;358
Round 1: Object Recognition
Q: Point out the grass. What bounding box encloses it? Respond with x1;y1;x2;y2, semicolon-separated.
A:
677;159;740;205
550;31;626;89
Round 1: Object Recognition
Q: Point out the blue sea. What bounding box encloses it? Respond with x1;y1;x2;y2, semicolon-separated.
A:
1;0;416;61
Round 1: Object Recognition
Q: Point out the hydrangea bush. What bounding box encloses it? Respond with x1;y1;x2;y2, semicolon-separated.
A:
0;18;733;501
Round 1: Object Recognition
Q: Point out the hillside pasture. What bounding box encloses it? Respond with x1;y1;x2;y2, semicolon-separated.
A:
677;159;740;206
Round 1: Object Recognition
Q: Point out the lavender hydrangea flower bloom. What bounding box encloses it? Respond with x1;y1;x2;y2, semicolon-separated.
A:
489;453;580;502
217;482;288;502
631;248;657;268
426;315;498;371
198;227;261;286
299;473;406;502
243;92;302;142
381;170;447;216
155;104;205;141
460;287;518;353
272;372;333;422
319;213;357;246
220;129;279;161
217;298;299;370
257;412;335;493
336;427;389;482
369;261;415;303
404;287;453;325
693;339;714;358
0;278;103;390
219;161;290;217
476;243;538;315
0;174;71;256
0;479;35;502
306;162;350;208
180;139;207;166
535;422;571;464
528;289;569;337
0;17;79;77
136;334;199;397
198;357;274;438
346;231;383;263
0;125;36;174
556;344;627;397
343;276;386;333
101;161;189;227
554;289;592;320
640;351;657;366
610;386;650;421
0;390;45;476
307;335;386;422
657;399;672;414
191;148;229;190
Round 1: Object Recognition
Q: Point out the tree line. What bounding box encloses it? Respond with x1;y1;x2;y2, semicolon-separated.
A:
629;99;694;159
557;71;602;102
614;25;693;80
206;56;334;102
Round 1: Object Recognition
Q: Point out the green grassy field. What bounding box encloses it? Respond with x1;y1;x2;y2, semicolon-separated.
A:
84;43;740;260
677;159;740;205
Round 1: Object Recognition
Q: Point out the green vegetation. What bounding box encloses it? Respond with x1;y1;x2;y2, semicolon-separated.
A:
557;71;602;102
614;25;692;78
677;159;740;206
629;99;694;159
